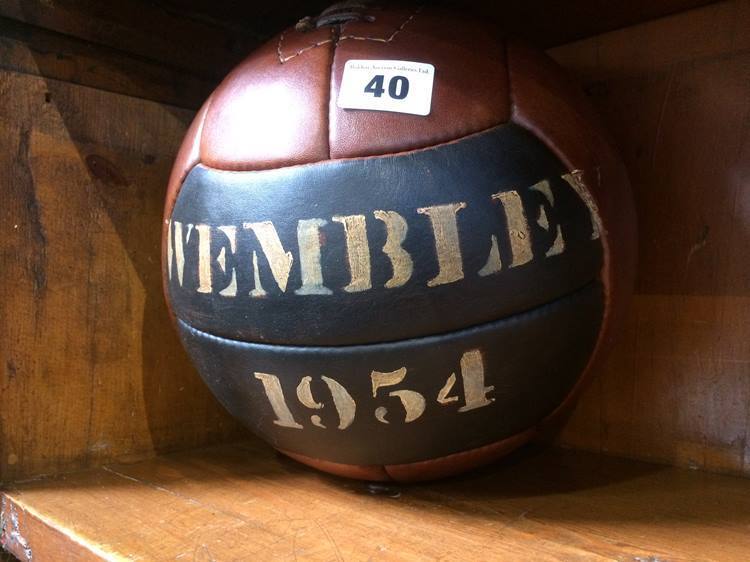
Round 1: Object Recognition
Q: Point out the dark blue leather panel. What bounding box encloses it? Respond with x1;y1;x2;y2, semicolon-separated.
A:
177;281;602;465
167;123;602;345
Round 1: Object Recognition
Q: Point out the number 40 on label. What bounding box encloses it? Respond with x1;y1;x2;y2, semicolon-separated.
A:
254;349;495;431
364;74;410;100
336;59;435;116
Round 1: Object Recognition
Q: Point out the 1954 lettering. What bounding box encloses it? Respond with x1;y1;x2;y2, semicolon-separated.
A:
254;349;494;430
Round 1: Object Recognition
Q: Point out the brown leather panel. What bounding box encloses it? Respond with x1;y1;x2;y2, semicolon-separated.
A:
280;429;534;483
200;26;334;170
161;97;211;315
507;39;637;386
384;428;535;482
329;6;510;158
280;450;390;481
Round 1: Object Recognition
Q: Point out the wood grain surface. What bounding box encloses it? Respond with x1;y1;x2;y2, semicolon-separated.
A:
4;439;750;561
0;69;241;483
551;0;750;476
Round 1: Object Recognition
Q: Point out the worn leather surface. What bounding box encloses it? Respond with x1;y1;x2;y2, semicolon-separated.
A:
169;5;510;175
508;40;637;346
178;282;602;466
329;6;509;158
281;427;535;482
200;25;334;171
161;96;211;318
506;40;637;436
167;123;602;345
162;4;636;480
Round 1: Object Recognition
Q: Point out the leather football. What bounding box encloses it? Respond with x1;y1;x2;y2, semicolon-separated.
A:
162;4;636;481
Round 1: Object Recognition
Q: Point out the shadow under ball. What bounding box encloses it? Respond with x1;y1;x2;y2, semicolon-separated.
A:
162;4;636;482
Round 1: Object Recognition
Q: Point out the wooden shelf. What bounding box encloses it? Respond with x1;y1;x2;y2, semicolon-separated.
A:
3;440;750;561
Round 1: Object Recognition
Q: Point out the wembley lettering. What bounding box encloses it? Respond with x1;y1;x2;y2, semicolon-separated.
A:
166;171;600;297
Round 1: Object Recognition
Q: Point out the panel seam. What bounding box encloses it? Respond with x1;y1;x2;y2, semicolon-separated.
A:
176;279;602;350
504;38;513;117
165;93;213;222
327;26;339;161
195;120;512;174
277;7;422;64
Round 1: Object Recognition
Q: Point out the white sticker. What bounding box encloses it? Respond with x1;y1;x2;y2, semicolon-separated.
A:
337;60;435;116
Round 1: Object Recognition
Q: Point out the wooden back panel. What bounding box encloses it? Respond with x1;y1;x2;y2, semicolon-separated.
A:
553;0;750;476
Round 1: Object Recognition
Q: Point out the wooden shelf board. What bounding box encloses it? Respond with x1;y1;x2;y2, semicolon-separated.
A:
2;440;750;561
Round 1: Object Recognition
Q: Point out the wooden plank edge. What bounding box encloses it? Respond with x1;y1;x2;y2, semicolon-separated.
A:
1;493;116;562
0;0;258;81
0;15;214;109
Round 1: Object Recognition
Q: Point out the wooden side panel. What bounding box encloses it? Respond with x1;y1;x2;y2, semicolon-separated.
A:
0;70;240;482
551;0;750;475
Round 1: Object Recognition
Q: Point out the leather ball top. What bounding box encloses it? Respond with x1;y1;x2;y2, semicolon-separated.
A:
202;6;510;170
